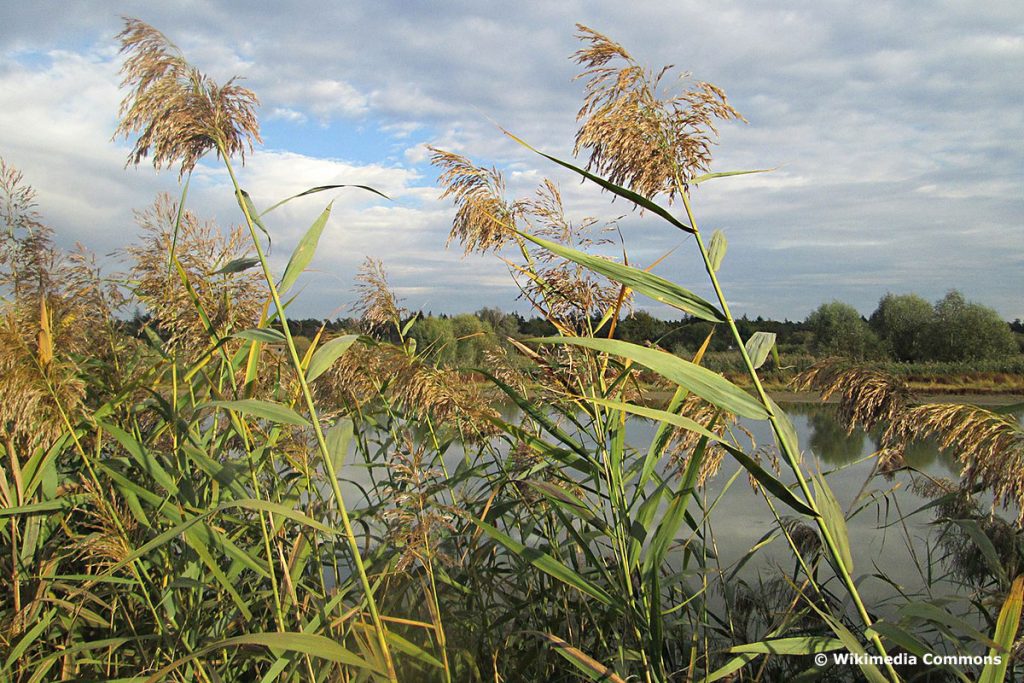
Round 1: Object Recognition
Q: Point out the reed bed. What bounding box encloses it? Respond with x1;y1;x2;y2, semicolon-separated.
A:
1;19;1021;683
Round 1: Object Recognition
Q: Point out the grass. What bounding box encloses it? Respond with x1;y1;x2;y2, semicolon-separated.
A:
1;18;1022;683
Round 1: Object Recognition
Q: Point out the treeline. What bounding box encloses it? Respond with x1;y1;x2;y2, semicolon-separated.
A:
129;290;1020;368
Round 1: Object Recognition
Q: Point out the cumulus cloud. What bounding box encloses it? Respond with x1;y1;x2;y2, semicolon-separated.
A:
0;0;1021;319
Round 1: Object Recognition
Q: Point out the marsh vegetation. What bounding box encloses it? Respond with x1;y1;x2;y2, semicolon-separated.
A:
2;19;1022;682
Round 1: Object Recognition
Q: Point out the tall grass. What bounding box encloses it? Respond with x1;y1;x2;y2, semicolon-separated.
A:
1;18;1021;683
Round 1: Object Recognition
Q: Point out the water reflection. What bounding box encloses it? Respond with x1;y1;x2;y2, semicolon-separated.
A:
798;404;867;466
782;402;969;472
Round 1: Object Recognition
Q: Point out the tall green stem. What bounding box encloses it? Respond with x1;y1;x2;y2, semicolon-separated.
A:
677;190;899;681
217;149;397;681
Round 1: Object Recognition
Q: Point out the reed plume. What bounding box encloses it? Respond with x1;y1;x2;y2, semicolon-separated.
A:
354;257;405;334
799;359;1024;523
888;404;1024;522
430;148;519;254
125;193;264;357
794;359;912;434
573;24;745;201
115;17;261;176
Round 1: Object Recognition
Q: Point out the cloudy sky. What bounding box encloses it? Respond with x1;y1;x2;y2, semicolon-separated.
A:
2;1;1021;321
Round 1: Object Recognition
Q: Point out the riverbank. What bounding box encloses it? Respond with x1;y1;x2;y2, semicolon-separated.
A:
767;390;1024;406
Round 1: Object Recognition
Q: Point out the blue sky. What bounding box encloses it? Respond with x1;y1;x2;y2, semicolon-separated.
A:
1;1;1021;321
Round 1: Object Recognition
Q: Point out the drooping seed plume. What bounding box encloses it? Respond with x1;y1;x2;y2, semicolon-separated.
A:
114;17;261;176
573;24;745;201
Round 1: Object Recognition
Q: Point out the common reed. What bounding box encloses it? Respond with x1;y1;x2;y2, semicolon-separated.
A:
573;24;745;201
2;18;1019;683
114;18;260;176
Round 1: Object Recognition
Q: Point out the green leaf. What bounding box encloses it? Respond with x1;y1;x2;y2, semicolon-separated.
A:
721;444;817;518
814;610;889;683
504;131;694;233
0;495;88;518
729;636;844;655
143;632;377;682
167;174;191;275
767;396;800;458
979;575;1024;683
901;601;1000;649
530;632;626;683
481;371;593;462
708;229;727;271
691;168;773;185
305;334;360;382
587;396;721;487
947;518;1008;587
261;184;389;215
238;189;272;249
532;337;769;420
643;453;703;577
213;257;260;274
207;399;311;427
744;331;776;370
279;202;333;295
325;418;353;474
812;473;853;572
98;422;178;496
3;609;53;671
519;231;724;322
472;516;615;607
382;629;443;669
232;328;287;344
704;653;759;682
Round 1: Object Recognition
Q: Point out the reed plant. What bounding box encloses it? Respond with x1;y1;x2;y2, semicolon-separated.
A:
0;17;1020;683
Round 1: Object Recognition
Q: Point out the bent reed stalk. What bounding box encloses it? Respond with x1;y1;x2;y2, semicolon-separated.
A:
677;190;898;677
218;148;397;681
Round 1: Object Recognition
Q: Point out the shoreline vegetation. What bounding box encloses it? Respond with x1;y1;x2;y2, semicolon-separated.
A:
3;18;1023;683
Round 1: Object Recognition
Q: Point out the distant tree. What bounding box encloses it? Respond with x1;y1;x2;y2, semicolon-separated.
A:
869;293;933;361
805;301;881;360
519;315;557;338
409;315;456;364
450;314;497;366
475;307;519;341
928;291;1016;361
615;310;669;345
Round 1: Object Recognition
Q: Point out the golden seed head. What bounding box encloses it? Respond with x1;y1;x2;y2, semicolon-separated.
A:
114;17;261;176
573;24;745;202
354;257;405;333
429;147;518;254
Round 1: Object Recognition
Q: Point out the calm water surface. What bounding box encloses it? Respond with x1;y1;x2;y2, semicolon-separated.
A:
341;399;1022;608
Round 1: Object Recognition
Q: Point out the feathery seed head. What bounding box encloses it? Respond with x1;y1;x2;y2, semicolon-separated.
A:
573;24;745;202
354;258;405;334
430;147;519;254
115;18;261;176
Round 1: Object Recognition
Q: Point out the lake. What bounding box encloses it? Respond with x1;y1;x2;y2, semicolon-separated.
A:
341;395;1022;614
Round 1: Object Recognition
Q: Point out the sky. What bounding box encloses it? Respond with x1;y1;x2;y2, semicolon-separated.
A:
1;1;1021;321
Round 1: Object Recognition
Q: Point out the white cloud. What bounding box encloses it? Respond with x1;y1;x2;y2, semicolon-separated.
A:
0;1;1021;319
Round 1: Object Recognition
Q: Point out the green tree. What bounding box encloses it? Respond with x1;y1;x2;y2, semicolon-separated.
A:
929;290;1016;361
409;315;456;364
475;307;519;341
450;313;497;366
869;293;934;361
805;301;881;360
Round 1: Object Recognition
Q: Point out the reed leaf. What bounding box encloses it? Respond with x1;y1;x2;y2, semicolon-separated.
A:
518;230;724;322
142;632;378;682
279;202;333;295
471;516;616;607
207;399;311;427
979;576;1024;683
532;337;769;420
531;632;627;683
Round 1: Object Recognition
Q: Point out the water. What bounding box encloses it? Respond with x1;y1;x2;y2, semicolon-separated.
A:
339;398;1021;608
